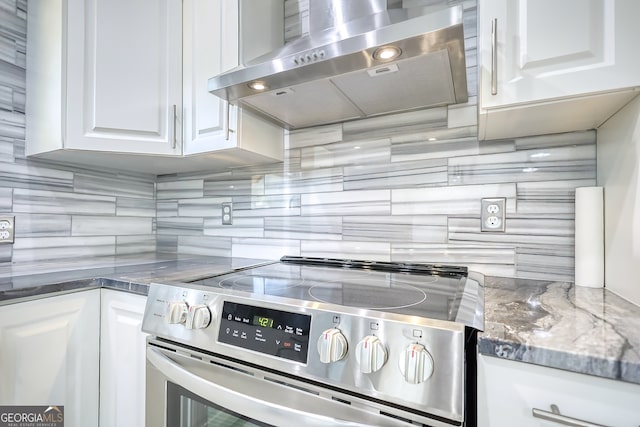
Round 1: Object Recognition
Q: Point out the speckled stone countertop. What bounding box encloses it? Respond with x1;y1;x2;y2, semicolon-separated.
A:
2;256;639;385
479;277;640;385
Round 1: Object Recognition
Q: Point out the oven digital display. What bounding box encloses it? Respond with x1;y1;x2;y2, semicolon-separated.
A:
253;315;274;328
218;301;311;363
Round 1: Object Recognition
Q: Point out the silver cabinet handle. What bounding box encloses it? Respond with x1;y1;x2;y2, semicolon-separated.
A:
224;101;230;141
172;104;177;149
224;101;236;141
532;404;608;427
490;18;498;95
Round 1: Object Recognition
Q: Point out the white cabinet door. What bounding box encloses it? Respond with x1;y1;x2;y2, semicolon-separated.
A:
478;0;640;140
99;289;148;427
0;290;100;427
182;0;284;159
480;0;640;108
182;0;239;155
65;0;182;155
478;355;640;427
27;0;182;157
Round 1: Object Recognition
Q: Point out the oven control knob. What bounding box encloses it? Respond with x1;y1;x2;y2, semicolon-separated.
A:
399;343;434;384
317;328;348;363
166;302;188;324
355;335;387;373
185;305;211;329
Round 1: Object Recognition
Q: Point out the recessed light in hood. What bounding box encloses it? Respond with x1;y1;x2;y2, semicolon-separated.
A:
208;1;468;130
248;81;269;91
373;45;402;61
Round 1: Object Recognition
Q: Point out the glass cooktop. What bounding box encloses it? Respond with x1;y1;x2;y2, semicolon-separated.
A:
188;256;484;329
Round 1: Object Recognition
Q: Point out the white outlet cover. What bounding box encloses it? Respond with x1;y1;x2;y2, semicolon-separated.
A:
481;198;506;232
221;203;233;225
0;216;14;243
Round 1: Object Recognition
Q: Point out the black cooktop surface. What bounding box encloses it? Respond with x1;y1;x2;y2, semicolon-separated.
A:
188;257;483;325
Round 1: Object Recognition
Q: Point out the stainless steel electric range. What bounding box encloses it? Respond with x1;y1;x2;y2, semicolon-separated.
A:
142;256;484;427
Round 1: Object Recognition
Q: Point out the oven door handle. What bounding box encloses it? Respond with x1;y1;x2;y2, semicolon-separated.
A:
147;347;408;427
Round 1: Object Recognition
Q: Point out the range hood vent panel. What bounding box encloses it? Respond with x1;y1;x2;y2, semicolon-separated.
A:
209;3;468;130
332;50;455;117
242;81;364;129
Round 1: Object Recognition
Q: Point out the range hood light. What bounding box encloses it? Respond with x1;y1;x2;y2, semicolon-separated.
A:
248;81;268;91
373;45;402;61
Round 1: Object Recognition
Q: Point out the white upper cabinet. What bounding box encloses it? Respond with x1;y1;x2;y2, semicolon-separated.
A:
182;0;284;160
27;0;182;157
26;0;284;174
479;0;640;140
182;0;237;156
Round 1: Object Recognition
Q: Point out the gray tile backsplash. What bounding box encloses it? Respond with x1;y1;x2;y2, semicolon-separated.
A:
156;113;595;281
0;0;156;264
1;0;595;282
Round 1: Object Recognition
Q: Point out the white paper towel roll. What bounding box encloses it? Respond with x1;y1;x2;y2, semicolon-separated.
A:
574;186;604;288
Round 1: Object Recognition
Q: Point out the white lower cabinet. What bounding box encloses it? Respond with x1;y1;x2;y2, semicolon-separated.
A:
478;354;640;427
99;289;148;427
0;290;100;427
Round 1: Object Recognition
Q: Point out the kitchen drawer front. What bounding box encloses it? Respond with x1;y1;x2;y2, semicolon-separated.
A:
478;354;640;427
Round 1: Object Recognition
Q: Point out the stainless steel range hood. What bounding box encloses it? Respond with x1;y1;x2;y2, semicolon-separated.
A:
208;0;468;130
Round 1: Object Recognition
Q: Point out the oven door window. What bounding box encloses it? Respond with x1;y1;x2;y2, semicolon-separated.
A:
167;382;272;427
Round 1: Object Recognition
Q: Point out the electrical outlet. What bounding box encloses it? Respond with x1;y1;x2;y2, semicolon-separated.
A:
481;198;505;232
221;203;233;225
0;216;14;243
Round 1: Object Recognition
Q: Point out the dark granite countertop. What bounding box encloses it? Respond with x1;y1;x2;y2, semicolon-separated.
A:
0;254;271;304
478;277;640;385
2;256;639;385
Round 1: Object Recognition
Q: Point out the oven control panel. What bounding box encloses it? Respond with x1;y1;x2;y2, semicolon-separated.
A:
218;301;311;363
142;282;467;422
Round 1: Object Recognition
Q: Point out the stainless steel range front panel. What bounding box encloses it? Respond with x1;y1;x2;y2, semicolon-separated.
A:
142;283;467;423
